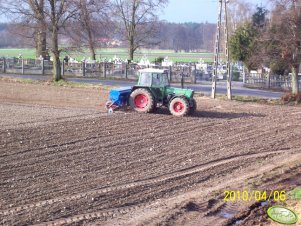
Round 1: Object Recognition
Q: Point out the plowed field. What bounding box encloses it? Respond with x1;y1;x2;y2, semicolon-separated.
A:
0;80;300;226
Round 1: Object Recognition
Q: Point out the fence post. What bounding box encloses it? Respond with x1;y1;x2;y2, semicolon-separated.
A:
61;61;65;76
82;61;85;77
181;67;185;88
169;65;172;83
21;58;24;74
98;63;101;79
3;57;6;73
194;64;197;83
191;64;196;84
41;59;45;75
181;73;184;88
242;66;246;84
103;62;106;78
266;72;271;89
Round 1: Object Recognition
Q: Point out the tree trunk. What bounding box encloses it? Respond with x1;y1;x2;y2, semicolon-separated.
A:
129;49;134;62
90;48;96;61
88;38;96;60
51;26;61;81
29;0;46;59
291;65;299;94
87;23;96;60
52;55;61;81
36;30;47;58
129;35;134;61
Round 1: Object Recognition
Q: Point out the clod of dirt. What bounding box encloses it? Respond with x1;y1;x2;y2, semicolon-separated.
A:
207;198;219;209
183;201;200;212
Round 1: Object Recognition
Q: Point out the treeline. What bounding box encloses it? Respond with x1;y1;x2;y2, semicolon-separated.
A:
157;22;215;52
0;22;215;52
0;23;32;48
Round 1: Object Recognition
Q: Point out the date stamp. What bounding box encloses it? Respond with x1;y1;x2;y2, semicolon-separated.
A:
223;190;286;202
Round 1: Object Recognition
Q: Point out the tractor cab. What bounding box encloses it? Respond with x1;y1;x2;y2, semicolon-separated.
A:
134;69;170;103
137;68;170;87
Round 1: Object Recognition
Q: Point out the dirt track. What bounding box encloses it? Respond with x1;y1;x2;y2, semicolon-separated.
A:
0;80;301;226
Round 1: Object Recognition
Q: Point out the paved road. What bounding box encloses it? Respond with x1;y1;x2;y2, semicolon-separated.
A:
0;73;283;99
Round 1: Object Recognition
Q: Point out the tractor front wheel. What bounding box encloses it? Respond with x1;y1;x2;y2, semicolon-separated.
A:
129;88;155;113
169;97;189;117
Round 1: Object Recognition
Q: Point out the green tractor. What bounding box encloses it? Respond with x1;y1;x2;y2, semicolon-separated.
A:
130;68;196;116
106;68;197;116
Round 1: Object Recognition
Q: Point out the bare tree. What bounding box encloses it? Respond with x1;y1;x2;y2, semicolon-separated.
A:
71;0;110;60
113;0;168;61
2;0;79;80
1;0;47;58
227;0;255;36
44;0;78;81
29;0;47;58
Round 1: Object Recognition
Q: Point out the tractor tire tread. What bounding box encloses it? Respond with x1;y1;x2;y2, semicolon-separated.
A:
169;97;190;117
129;88;155;113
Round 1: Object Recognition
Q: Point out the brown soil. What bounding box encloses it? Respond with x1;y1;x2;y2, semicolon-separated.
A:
0;80;300;226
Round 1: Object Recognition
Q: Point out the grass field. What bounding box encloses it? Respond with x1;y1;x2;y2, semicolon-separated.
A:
0;48;214;63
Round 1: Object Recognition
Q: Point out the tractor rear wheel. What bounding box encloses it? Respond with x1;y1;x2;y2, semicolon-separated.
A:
169;97;189;117
129;88;155;113
189;98;197;115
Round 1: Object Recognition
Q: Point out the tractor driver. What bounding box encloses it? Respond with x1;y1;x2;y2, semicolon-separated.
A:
152;74;161;86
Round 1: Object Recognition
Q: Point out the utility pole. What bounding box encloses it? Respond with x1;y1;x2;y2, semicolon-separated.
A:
211;0;232;99
224;0;232;99
211;0;222;99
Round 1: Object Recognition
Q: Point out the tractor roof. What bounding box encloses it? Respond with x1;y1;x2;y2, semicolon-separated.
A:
138;68;167;74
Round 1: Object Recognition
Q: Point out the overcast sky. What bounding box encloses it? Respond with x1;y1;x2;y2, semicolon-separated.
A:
161;0;269;23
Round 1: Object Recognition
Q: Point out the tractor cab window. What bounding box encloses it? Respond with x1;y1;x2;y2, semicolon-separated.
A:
138;72;152;86
152;73;169;87
138;71;169;87
152;73;161;86
161;73;170;86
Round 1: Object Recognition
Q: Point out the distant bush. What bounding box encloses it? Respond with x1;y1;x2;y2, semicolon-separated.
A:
153;56;164;64
232;71;240;81
281;92;301;104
